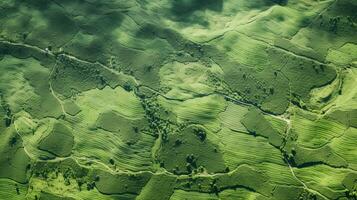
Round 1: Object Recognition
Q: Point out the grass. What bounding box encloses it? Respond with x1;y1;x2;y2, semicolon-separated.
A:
0;128;31;184
294;164;352;199
0;56;62;119
291;112;346;148
158;95;226;132
38;122;74;157
94;170;152;195
255;162;301;186
326;43;357;66
292;145;348;168
96;110;148;145
63;100;81;116
218;128;285;169
169;190;217;200
241;108;284;147
136;174;176;200
329;127;357;170
324;68;357;127
68;86;155;171
218;102;249;133
219;189;268;200
159;61;215;100
0;179;27;200
158;125;226;174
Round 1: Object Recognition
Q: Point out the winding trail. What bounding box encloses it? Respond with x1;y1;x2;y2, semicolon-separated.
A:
49;62;66;115
286;160;329;200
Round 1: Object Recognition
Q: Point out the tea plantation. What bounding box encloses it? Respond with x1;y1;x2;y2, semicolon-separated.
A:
0;0;356;199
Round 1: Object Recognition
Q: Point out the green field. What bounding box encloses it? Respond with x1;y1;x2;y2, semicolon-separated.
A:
0;0;356;199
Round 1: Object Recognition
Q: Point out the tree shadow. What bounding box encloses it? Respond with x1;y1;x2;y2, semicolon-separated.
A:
170;0;224;25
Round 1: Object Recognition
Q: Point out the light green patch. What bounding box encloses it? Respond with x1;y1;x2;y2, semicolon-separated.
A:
326;43;357;66
160;61;215;100
329;127;357;170
170;190;218;200
38;122;74;157
75;86;145;121
294;165;351;199
158;95;226;132
220;188;268;200
0;179;27;200
218;102;249;132
218;128;285;169
27;172;113;200
292;113;346;149
70;86;154;171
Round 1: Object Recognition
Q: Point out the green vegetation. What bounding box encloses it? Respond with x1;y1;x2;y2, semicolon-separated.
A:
94;171;152;195
241;108;284;147
38;122;74;157
0;0;356;199
158;126;226;174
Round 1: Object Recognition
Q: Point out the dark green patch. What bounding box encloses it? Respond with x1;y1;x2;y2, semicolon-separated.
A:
158;126;226;174
39;192;75;200
63;101;81;116
137;174;176;200
241;109;284;147
95;170;152;195
326;109;357;128
0;128;31;183
96;111;148;145
38;122;74;157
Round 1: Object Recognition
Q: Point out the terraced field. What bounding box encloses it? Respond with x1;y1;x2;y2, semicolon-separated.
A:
0;0;356;199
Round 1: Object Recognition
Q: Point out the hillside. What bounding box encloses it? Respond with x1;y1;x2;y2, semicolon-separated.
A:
0;0;356;199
